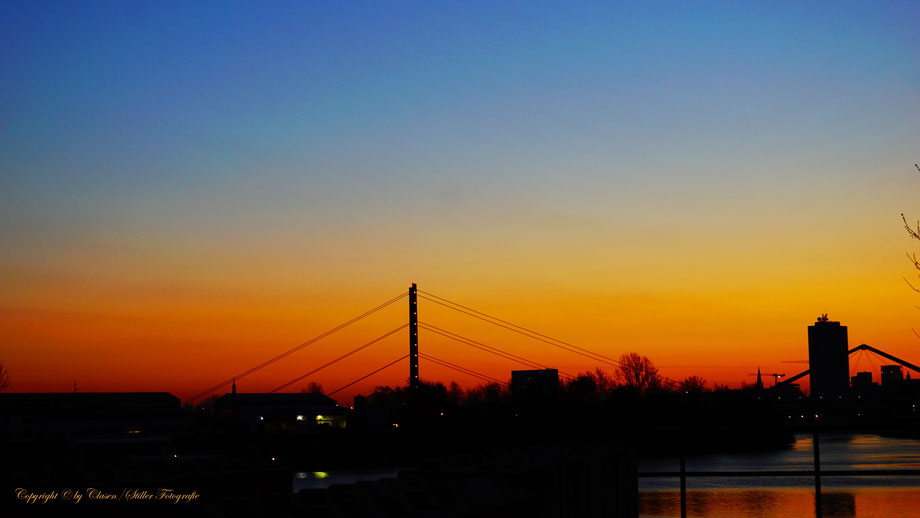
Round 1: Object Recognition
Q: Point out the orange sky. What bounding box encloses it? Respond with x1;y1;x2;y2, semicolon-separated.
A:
4;169;920;403
4;210;920;405
3;3;920;404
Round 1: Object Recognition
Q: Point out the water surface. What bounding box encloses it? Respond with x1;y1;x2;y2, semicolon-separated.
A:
639;433;920;517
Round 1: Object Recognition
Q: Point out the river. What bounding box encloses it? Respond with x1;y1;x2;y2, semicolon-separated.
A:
639;433;920;517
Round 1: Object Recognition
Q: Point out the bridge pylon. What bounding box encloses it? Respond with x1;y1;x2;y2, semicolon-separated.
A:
409;283;419;388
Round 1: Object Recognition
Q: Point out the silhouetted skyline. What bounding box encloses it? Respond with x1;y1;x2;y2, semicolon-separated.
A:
2;2;920;403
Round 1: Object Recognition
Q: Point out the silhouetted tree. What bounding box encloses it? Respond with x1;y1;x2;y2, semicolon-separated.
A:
565;373;600;403
615;353;665;396
0;362;9;392
300;381;324;394
447;381;463;406
591;367;616;394
678;375;707;394
564;369;616;404
465;382;508;405
367;384;404;406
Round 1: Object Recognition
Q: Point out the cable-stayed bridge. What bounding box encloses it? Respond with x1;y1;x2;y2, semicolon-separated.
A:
186;283;639;403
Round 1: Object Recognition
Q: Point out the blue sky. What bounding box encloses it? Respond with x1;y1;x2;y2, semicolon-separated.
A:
2;1;920;392
3;1;918;277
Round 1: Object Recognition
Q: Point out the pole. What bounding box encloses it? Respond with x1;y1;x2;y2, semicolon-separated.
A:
409;283;419;389
679;453;687;518
813;426;822;518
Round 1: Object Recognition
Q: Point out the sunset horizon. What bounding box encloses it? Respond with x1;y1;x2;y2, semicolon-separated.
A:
3;2;919;403
5;4;920;517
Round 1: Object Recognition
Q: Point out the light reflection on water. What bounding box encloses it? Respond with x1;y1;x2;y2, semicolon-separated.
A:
292;467;401;491
640;489;920;518
639;433;920;517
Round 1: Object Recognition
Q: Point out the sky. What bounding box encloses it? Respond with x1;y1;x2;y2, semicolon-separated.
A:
2;1;920;402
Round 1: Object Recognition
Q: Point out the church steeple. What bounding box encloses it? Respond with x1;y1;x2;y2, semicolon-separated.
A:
756;367;763;390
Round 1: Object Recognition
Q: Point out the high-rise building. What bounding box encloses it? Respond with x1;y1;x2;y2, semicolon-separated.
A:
808;314;850;397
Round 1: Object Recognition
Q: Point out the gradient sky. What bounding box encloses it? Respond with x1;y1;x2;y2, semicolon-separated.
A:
2;1;920;402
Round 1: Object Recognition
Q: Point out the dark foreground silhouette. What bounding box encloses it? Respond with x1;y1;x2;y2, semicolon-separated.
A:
5;376;918;517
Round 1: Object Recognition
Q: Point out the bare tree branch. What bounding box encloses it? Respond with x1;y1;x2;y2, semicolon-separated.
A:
906;277;920;294
678;375;707;394
904;164;920;339
615;352;665;396
907;252;920;271
0;362;10;392
901;213;920;242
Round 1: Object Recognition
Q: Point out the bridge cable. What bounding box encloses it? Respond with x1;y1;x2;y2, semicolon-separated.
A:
269;324;408;393
187;291;407;401
328;354;409;397
419;322;575;379
419;294;623;369
421;354;503;386
420;322;549;370
852;349;864;378
420;352;507;386
419;290;624;366
419;290;679;386
866;350;881;382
